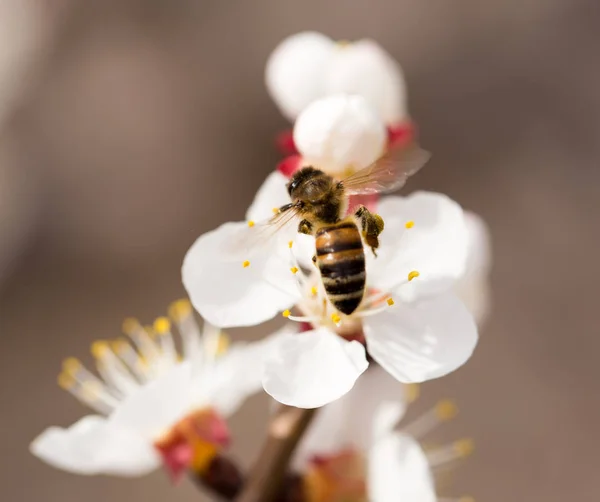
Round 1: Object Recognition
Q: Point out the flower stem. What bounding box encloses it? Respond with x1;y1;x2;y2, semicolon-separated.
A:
235;405;317;502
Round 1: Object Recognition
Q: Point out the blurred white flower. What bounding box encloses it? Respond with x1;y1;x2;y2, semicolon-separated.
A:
183;172;478;408
456;212;492;326
266;32;407;124
294;95;387;176
30;300;279;479
292;366;473;502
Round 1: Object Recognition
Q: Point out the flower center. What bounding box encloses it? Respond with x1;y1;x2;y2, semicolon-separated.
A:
303;449;367;502
154;407;230;482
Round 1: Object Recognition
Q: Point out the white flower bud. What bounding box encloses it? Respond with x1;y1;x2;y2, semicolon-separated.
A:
265;32;335;121
293;94;387;174
325;40;407;124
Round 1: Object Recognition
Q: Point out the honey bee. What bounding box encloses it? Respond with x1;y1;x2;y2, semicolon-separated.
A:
262;145;430;315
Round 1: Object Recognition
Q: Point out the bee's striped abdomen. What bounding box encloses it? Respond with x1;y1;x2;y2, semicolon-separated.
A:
315;221;366;315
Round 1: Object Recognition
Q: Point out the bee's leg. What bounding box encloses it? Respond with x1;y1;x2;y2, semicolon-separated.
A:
298;219;313;236
354;206;384;257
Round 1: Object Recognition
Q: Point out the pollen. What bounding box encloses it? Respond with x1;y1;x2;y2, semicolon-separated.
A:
386;297;395;306
436;399;458;421
242;260;251;268
288;240;293;248
290;266;299;274
331;313;341;324
153;317;171;334
405;220;415;229
272;207;280;214
122;317;140;334
91;341;110;358
215;332;230;355
169;299;193;321
282;309;291;318
408;270;420;281
247;220;255;228
311;286;318;296
453;438;475;458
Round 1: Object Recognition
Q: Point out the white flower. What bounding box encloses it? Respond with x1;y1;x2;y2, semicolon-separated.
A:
292;366;473;502
30;300;279;479
455;211;492;326
183;170;478;408
293;95;387;176
266;32;407;124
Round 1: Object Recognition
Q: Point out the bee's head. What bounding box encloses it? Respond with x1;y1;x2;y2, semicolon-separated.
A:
287;166;328;201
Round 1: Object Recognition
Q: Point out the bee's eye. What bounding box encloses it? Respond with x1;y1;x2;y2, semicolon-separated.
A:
287;179;298;196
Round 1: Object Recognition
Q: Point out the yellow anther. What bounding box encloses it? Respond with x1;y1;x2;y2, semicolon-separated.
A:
436;399;458;421
311;286;318;296
272;207;280;214
386;297;395;306
242;260;251;268
62;357;82;373
459;497;475;502
406;383;420;403
169;299;193;321
122;317;140;334
290;266;299;274
405;220;415;229
91;341;110;358
288;240;293;248
408;270;420;281
282;310;291;318
247;220;255;228
215;332;230;355
57;372;75;389
153;317;171;334
111;338;129;353
331;313;341;324
453;438;475;457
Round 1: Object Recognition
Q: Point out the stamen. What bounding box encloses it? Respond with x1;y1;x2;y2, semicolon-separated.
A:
288;240;293;248
282;310;291;318
111;338;149;381
153;317;178;365
168;299;193;322
272;207;280;214
91;340;139;395
401;399;459;438
386;297;395;306
247;220;255;228
405;220;415;229
406;383;420;403
426;438;474;467
311;286;318;296
408;270;420;281
290;267;299;274
242;260;250;268
169;299;203;366
331;313;341;325
122;317;162;374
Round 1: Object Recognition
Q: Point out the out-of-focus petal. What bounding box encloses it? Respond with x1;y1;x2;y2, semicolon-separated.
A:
182;222;299;328
293;94;387;175
455;211;492;325
364;293;478;383
265;32;335;120
30;416;160;476
368;432;435;502
325;40;407;125
109;363;193;436
368;192;469;301
293;365;406;468
262;328;368;409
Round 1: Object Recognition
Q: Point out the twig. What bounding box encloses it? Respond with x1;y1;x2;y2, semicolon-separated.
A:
235;405;317;502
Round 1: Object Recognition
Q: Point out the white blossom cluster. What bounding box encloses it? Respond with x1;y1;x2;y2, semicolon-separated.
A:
31;32;490;502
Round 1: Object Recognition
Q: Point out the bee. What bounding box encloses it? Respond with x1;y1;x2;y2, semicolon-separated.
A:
261;145;430;315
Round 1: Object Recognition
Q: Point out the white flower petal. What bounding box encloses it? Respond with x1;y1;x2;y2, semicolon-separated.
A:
364;293;478;383
293;365;406;468
265;32;335;120
455;211;492;325
194;325;296;417
109;363;193;437
368;432;435;502
262;327;368;408
369;192;469;301
30;415;160;476
293;94;387;175
325;40;407;124
183;221;299;327
245;171;291;222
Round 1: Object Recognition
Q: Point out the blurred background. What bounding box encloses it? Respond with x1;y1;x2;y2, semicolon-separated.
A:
1;0;599;500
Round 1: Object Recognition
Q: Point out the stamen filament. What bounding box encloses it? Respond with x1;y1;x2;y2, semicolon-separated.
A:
401;400;458;438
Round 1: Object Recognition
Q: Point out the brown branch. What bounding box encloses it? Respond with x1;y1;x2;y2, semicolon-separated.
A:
234;405;317;502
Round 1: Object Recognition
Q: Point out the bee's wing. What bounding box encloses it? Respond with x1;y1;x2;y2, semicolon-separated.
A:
340;145;431;195
227;203;302;256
